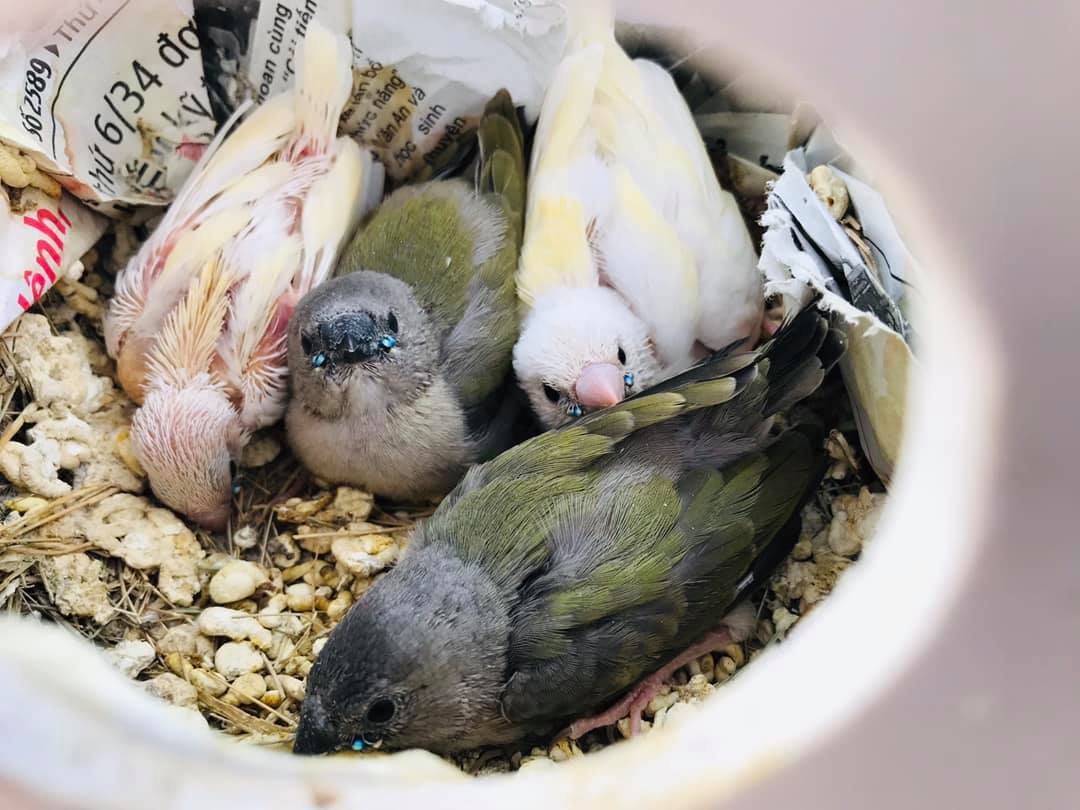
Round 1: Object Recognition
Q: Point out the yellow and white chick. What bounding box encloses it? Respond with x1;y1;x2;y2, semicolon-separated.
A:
513;0;763;428
104;22;384;529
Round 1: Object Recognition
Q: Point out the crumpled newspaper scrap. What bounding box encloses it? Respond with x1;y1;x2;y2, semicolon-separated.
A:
693;78;917;484
211;0;567;182
0;0;215;211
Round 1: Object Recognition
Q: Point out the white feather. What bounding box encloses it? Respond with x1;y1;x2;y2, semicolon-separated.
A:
105;20;386;523
515;4;763;426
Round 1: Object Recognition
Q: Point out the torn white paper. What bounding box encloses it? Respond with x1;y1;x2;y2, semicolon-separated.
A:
0;188;107;332
243;0;567;181
0;1;216;213
771;149;910;339
760;190;913;484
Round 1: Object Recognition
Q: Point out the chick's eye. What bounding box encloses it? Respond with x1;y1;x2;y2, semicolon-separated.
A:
542;383;560;403
617;347;627;365
300;333;313;355
387;311;398;333
228;462;240;496
366;698;395;725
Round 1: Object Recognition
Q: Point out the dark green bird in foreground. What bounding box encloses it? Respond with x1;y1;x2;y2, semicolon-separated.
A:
293;306;844;755
286;90;526;501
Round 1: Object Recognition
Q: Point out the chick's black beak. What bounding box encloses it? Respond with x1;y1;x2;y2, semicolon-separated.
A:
293;695;340;755
317;311;379;364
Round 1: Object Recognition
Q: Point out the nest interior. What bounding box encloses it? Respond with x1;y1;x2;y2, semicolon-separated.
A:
0;53;889;776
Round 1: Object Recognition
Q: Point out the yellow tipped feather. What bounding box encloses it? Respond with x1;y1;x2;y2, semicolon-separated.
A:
231;234;302;366
518;196;594;305
517;0;762;370
201;93;296;189
303;139;373;264
145;255;235;389
292;20;354;154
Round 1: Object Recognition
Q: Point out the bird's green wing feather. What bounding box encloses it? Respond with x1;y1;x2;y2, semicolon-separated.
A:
339;188;477;322
439;89;526;405
498;429;820;725
336;90;526;407
408;308;838;724
414;308;833;588
334;90;524;406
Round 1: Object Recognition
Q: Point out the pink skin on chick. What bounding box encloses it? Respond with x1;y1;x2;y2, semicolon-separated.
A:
131;379;244;531
574;362;625;410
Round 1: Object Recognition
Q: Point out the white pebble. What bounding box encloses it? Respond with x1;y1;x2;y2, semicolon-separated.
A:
722;643;745;667
228;672;267;705
282;660;313;678
547;738;582;762
190;668;227;697
145;673;197;709
331;535;398;578
208;560;268;604
277;674;306;702
214;641;264;679
645;689;678;717
240;434;280;468
329;487;374;520
312;637;327;657
5;495;48;513
106;639;156;678
772;606;799;639
518;756;555;771
269;533;301;568
232;526;259;551
652;706;669;730
269;632;296;662
807;164;850;220
827;510;862;557
616;717;651;738
258;597;304;636
285;582;315;612
326;591;353;621
257;594;287;627
157;624;200;656
197;606;272;649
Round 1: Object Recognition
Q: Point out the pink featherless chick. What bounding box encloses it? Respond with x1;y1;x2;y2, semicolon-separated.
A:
104;21;385;530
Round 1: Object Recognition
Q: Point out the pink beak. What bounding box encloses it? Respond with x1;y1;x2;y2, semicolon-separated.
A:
575;363;625;410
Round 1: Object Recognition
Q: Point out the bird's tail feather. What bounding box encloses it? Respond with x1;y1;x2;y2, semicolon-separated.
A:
564;303;845;473
760;305;845;416
289;20;353;158
731;423;829;604
566;0;616;45
477;89;527;245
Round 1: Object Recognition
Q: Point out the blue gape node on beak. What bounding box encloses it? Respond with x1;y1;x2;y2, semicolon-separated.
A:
303;311;394;369
321;312;379;362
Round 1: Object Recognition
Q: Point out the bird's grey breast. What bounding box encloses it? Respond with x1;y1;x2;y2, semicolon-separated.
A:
289;372;472;500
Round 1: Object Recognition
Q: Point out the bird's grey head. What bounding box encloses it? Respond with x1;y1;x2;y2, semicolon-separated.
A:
288;271;439;419
293;546;510;755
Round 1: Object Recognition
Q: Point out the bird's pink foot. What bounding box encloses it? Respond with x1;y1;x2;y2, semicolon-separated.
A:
564;625;740;740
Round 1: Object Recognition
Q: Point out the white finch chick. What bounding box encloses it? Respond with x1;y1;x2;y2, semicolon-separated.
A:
513;0;764;429
104;21;385;529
